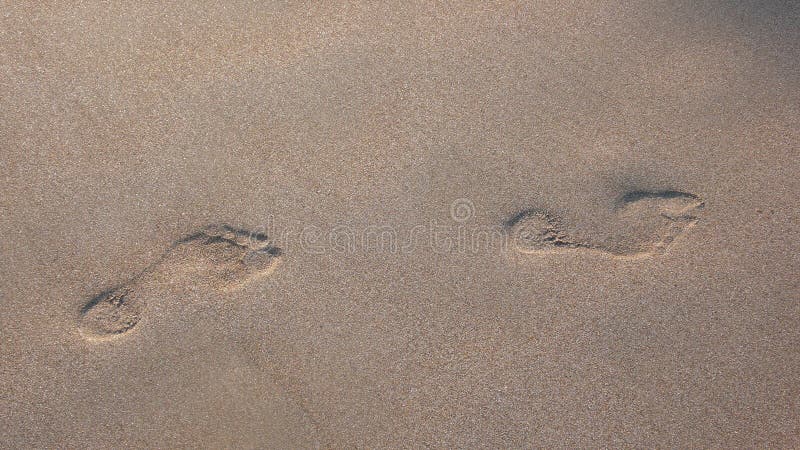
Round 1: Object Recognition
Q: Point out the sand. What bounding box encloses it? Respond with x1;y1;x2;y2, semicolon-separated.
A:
1;1;799;448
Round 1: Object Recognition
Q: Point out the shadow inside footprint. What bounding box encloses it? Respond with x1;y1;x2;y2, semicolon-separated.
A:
507;190;704;258
78;224;282;341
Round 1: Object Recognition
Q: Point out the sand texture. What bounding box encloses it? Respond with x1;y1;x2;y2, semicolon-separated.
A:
1;1;799;448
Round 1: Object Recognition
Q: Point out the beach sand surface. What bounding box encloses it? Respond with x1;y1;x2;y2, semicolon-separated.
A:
1;1;799;447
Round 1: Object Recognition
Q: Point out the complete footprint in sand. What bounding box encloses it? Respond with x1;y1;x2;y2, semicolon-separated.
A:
507;190;704;258
78;225;282;341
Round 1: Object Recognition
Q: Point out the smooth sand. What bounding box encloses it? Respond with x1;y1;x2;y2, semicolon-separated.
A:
1;1;799;448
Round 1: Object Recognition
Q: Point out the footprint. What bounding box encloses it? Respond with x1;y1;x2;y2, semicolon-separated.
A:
507;190;704;259
78;224;282;341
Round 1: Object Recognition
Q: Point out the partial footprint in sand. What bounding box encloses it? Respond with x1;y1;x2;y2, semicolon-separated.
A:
79;287;143;338
507;190;704;259
165;224;282;291
79;225;282;341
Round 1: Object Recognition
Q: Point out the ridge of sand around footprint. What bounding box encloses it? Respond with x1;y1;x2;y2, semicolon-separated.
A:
78;224;282;341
